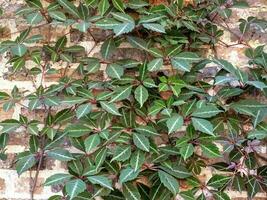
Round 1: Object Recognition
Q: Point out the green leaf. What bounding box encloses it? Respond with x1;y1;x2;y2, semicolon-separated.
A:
247;176;260;198
135;125;159;137
65;179;86;199
26;12;43;25
143;23;165;33
106;64;124;79
111;12;134;23
101;38;116;59
191;117;214;136
113;22;135;36
62;97;86;105
48;11;66;21
99;0;110;16
47;149;74;161
27;124;39;135
247;81;267;90
57;0;80;18
111;145;131;162
122;182;141;200
112;0;124;12
166;114;183;134
230;100;267;116
130;150;145;171
11;44;27;56
44;173;73;186
233;175;244;192
180;144;194;160
12;58;25;72
192;105;222;118
75;21;90;33
0;119;20;133
127;36;148;51
207;175;231;189
133;133;150;152
100;101;121;116
214;192;231;200
147;58;163;72
84;134;101;152
67;124;91;137
76;104;92;119
119;167;139;183
16;155;36;175
171;58;191;72
95;18;121;29
200;143;221;158
158;170;179;195
95;147;107;169
110;86;132;102
247;130;267;139
26;0;43;9
134;85;148;108
88;175;113;190
164;165;192;179
174;52;200;62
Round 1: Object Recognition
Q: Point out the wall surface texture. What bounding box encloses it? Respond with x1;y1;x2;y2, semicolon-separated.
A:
0;0;267;200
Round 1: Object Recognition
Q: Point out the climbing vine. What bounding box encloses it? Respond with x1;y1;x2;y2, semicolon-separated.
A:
0;0;267;199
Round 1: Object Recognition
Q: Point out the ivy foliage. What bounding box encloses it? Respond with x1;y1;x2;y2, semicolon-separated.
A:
0;0;267;199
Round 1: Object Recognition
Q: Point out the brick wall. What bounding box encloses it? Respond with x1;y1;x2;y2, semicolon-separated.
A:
0;0;266;199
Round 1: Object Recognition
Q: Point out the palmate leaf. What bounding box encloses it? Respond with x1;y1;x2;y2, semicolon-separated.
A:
112;0;124;12
130;150;145;171
166;114;183;134
57;0;80;18
100;101;121;116
26;12;43;25
158;170;179;195
111;12;134;23
75;21;90;33
84;134;101;152
65;179;86;199
200;143;221;158
207;175;231;189
142;23;165;33
110;86;132;102
127;36;148;51
106;64;124;79
191;105;222;118
122;182;141;200
99;0;110;16
11;44;27;57
47;149;74;161
230;99;267;116
179;143;194;160
76;103;92;119
119;167;140;184
16;154;36;175
147;58;163;72
133;133;150;152
191;117;214;136
113;22;135;36
214;192;231;200
67;124;91;137
95;147;107;169
111;145;131;162
101;38;116;59
48;11;66;21
88;175;113;190
44;173;73;186
134;85;148;108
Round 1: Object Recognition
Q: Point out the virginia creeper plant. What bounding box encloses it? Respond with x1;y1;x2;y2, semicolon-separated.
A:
0;0;267;199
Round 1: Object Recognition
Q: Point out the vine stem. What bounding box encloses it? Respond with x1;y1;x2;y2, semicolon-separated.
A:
30;148;44;200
